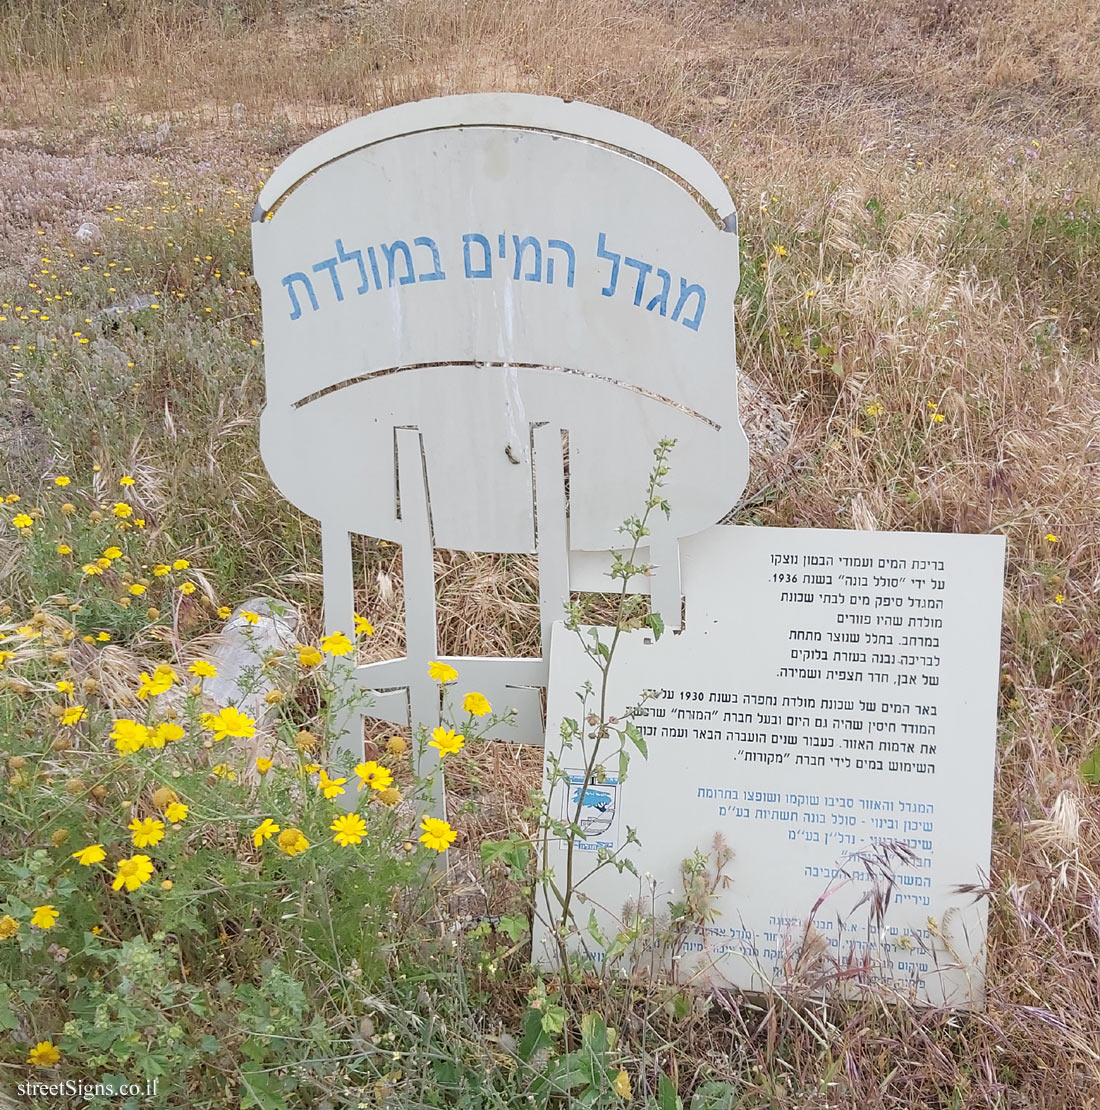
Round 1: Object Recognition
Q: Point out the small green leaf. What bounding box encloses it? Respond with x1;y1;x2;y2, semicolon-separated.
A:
586;909;606;947
624;721;648;758
658;1071;683;1110
1081;745;1100;785
498;914;529;942
645;611;665;640
541;1003;567;1036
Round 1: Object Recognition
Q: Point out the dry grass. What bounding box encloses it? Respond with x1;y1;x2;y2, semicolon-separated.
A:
1;0;1099;1104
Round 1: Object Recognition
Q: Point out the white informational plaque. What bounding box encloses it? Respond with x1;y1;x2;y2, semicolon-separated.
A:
536;524;1005;1008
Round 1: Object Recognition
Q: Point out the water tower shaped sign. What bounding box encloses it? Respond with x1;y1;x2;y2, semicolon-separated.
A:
253;94;748;790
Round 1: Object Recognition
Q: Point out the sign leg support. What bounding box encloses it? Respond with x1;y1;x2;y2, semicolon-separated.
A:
322;521;364;809
532;423;570;656
395;427;446;821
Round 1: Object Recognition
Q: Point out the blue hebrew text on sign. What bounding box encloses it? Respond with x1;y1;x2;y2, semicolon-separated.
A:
280;231;706;331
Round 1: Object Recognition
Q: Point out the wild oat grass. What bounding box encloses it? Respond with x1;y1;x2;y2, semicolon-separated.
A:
0;1;1098;1106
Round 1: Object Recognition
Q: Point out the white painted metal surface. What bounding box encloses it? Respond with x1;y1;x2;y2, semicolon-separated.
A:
535;524;1006;1008
253;94;747;799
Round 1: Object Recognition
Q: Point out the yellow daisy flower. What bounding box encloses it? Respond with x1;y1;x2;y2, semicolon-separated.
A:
418;816;457;852
331;813;367;846
129;817;165;848
30;904;59;929
252;818;280;846
428;660;458;683
71;844;106;866
112;854;154;892
429;727;464;758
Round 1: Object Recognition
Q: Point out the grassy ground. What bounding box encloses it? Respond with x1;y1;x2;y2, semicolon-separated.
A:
1;1;1099;1106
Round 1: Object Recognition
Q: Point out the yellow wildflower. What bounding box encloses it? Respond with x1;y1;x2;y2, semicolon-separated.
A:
112;854;154;892
56;680;75;696
30;904;59;929
172;558;190;570
418;816;457;852
317;769;347;799
137;663;177;700
429;727;464;757
320;631;353;656
164;801;188;823
60;705;86;726
354;761;393;792
54;476;70;487
201;705;257;740
103;546;122;559
179;581;196;595
11;513;33;529
253;818;279;846
71;844;106;866
150;719;185;745
297;644;322;667
463;691;491;717
112;502;132;518
277;827;309;856
217;605;231;619
120;475;135;486
241;610;259;624
189;659;217;678
1045;534;1059;543
0;914;19;939
28;1041;61;1067
331;813;367;846
152;787;178;808
111;718;149;753
354;613;374;636
129;817;165;848
129;583;146;596
56;544;72;555
153;564;170;576
428;660;458;683
256;756;273;774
